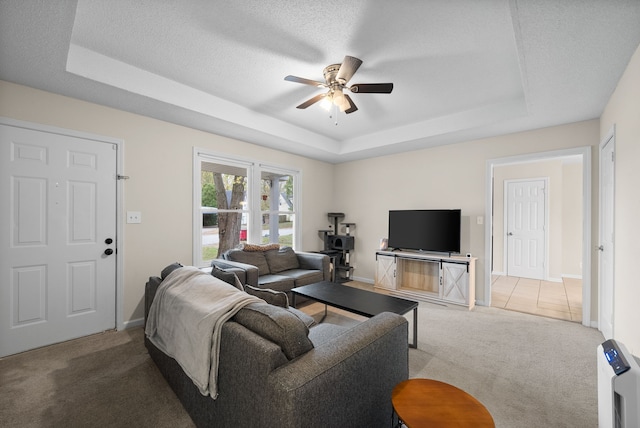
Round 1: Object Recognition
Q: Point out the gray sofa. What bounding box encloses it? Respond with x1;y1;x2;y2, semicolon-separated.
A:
211;246;330;301
144;266;409;428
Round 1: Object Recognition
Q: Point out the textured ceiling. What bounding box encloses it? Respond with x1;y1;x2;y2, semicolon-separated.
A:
1;0;639;163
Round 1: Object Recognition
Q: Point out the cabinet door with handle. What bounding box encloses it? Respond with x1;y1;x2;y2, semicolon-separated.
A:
441;262;469;304
375;254;397;290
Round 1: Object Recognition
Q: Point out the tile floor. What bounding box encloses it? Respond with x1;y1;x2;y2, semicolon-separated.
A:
490;275;582;322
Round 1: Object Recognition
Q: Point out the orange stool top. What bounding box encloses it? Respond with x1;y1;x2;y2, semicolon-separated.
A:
392;379;495;428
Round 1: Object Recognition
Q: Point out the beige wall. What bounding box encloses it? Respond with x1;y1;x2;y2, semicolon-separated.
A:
492;159;583;280
600;42;640;355
333;120;599;309
562;161;583;276
0;81;335;324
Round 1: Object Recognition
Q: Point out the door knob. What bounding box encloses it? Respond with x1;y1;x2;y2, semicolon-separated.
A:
597;245;604;251
104;248;114;256
105;238;113;244
507;232;513;236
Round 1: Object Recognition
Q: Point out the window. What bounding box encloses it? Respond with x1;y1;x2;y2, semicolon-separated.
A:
193;149;300;267
260;168;295;247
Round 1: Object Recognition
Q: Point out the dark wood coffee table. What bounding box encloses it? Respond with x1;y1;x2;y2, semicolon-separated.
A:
291;281;419;348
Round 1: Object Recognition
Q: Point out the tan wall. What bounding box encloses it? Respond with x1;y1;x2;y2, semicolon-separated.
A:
0;80;335;324
492;159;583;280
562;161;583;277
333;120;599;310
600;42;640;355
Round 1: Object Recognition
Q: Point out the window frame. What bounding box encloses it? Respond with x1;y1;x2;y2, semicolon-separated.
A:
193;148;301;267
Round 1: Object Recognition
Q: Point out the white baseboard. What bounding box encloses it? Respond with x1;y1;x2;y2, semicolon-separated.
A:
492;271;505;277
350;276;374;284
562;273;583;280
121;317;144;330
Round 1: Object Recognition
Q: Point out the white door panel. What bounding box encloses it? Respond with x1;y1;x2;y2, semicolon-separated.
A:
506;180;546;279
1;124;117;357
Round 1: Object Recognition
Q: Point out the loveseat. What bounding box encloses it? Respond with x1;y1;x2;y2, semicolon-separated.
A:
144;264;409;428
211;245;330;301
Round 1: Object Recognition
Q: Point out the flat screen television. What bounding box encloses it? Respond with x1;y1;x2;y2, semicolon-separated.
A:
388;209;461;254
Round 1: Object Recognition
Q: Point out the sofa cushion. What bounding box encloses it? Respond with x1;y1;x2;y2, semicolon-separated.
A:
211;265;244;291
226;249;270;276
264;247;300;274
308;323;351;347
257;274;295;292
233;303;313;360
160;262;183;280
279;269;324;287
244;284;288;308
286;307;316;328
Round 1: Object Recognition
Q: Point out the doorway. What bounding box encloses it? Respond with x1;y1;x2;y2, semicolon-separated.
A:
484;147;591;326
505;179;547;280
0;118;123;357
598;127;615;339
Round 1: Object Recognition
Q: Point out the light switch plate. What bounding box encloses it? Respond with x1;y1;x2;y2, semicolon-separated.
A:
127;211;142;224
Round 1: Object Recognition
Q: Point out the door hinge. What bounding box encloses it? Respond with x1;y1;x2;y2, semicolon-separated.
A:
117;175;130;180
611;151;615;162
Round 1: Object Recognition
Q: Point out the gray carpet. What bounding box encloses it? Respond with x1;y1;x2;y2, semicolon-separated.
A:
0;301;604;427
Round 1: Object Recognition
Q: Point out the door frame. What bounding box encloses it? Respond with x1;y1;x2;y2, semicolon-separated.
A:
0;117;125;330
484;146;592;327
598;125;615;339
503;178;549;280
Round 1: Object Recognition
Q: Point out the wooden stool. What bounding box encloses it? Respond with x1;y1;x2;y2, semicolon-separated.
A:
392;379;494;427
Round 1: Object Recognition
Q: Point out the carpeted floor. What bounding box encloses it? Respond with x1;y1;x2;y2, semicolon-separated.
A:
0;299;604;427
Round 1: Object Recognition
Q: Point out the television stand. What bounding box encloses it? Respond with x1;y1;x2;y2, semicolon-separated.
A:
374;250;476;309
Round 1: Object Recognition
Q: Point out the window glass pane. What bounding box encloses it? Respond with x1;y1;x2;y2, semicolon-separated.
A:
201;161;248;262
260;171;295;245
261;214;294;246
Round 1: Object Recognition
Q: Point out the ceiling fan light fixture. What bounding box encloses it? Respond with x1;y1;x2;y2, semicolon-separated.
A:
333;89;350;112
319;94;333;111
285;55;393;116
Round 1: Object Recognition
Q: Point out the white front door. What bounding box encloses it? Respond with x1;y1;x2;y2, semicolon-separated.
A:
599;132;615;340
506;179;546;280
0;124;117;357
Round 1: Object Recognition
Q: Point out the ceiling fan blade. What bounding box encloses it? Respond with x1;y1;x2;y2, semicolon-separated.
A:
349;83;394;94
336;56;363;84
285;75;326;88
296;93;326;109
343;94;358;114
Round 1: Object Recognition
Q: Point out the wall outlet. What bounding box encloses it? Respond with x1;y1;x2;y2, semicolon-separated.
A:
127;211;142;224
477;216;484;225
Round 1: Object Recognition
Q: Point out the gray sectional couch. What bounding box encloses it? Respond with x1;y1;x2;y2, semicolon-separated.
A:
144;265;409;427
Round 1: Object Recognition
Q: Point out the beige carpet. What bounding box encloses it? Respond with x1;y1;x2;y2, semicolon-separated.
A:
0;300;604;427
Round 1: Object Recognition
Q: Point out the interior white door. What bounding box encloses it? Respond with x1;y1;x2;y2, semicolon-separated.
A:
599;134;615;339
506;180;546;280
0;124;117;357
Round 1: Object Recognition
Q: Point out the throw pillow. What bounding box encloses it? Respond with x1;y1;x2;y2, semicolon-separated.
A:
264;247;300;273
244;284;288;307
233;303;313;360
242;243;280;252
211;265;244;291
160;262;183;280
286;307;316;328
226;249;271;276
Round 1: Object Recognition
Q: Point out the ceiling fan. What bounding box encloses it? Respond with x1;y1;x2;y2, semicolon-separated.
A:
284;55;393;114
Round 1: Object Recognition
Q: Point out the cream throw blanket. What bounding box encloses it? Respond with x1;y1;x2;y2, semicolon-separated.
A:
145;266;261;399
